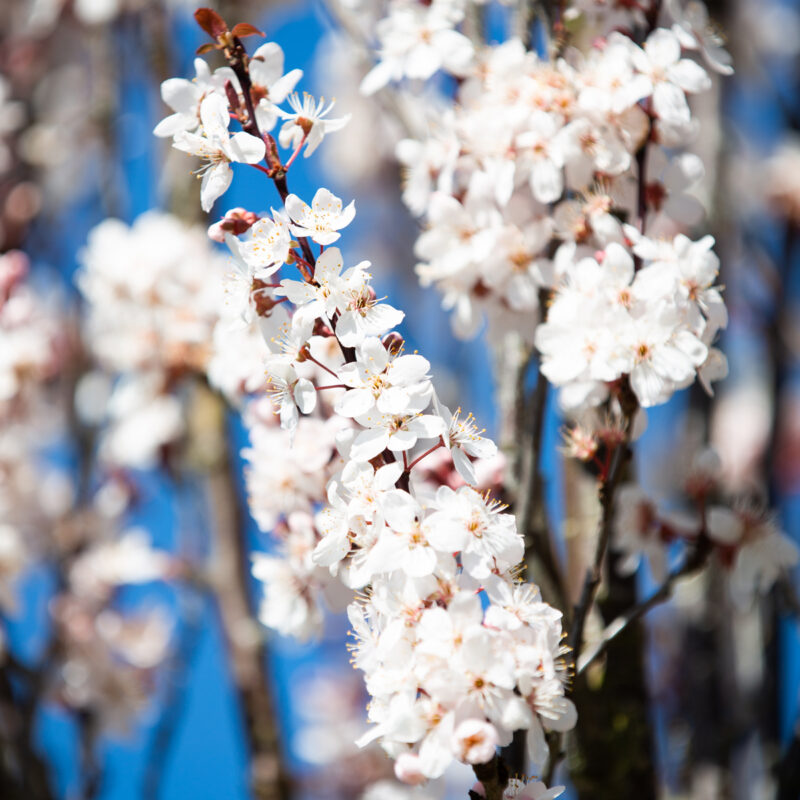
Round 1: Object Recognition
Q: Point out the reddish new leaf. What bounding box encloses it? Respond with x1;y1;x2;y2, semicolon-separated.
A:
195;42;216;55
230;23;265;39
194;8;227;38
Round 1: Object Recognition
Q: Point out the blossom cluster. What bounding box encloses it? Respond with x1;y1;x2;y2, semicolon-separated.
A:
156;15;573;786
387;5;730;415
350;571;574;780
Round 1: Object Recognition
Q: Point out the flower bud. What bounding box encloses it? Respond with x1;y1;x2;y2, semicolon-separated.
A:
394;752;426;785
382;331;404;354
452;719;499;765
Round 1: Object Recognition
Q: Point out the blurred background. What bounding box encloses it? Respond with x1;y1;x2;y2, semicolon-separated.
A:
0;0;799;798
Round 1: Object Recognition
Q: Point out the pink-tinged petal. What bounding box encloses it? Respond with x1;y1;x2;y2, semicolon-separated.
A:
200;162;233;212
284;193;310;226
269;69;303;104
669;59;712;93
199;93;230;138
160;78;198;112
349;427;390;462
228;131;267;164
335;388;374;418
645;28;681;67
314;247;343;283
293;378;317;414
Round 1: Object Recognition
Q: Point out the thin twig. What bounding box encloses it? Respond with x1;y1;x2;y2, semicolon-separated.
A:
576;541;711;675
205;397;292;800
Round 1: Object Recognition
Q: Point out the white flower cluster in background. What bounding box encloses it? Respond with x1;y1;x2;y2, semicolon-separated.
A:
536;234;726;410
0;250;66;622
0;249;172;725
612;449;799;605
156;31;573;787
386;6;730;415
52;479;173;733
78;211;227;468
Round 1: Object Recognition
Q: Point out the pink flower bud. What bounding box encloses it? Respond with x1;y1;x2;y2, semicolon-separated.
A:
394;752;426;785
452;719;499;765
207;208;260;242
382;331;404;354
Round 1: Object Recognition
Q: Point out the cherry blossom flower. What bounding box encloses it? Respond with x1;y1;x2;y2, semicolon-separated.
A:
277;92;351;156
153;58;233;138
631;28;712;127
667;0;734;75
285;188;356;245
248;42;304;131
265;357;317;435
172;94;266;211
360;3;474;95
707;505;799;606
335;338;432;418
275;245;369;321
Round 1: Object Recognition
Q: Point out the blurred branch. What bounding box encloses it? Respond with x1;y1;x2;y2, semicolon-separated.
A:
0;663;54;800
567;407;634;654
576;539;712;675
203;390;292;800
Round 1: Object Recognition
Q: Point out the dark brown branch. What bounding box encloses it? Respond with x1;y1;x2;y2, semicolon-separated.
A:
567;432;632;656
470;755;510;800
